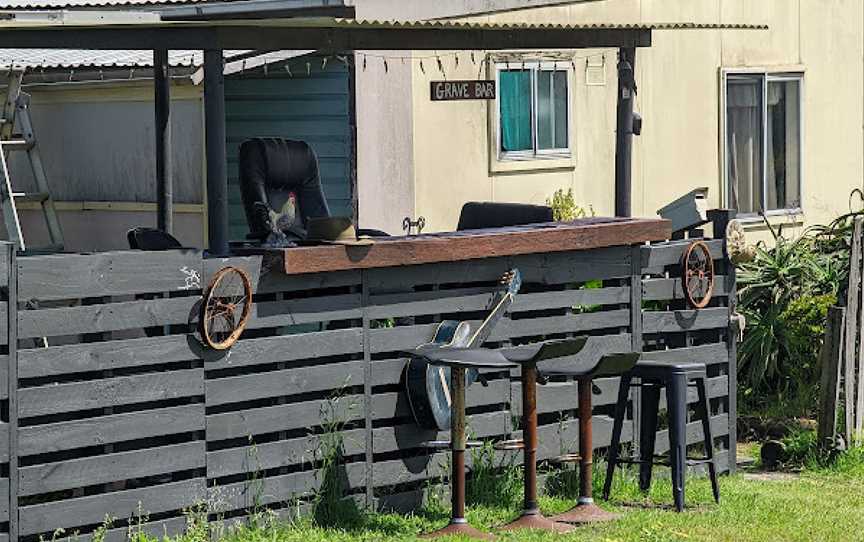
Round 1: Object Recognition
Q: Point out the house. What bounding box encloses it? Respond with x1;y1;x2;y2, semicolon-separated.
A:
1;0;860;249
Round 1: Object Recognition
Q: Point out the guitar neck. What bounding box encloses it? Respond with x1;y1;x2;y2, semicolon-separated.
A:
467;291;514;348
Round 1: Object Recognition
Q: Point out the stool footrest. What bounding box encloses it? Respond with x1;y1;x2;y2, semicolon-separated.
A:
493;439;525;451
613;455;715;467
421;440;484;450
549;453;582;464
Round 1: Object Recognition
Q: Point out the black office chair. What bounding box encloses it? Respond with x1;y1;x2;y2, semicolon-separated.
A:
456;201;554;231
127;227;183;251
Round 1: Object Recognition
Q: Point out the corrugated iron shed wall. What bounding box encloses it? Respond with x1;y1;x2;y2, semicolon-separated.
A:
225;54;353;240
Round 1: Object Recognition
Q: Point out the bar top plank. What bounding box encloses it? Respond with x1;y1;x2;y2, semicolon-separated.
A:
239;217;671;275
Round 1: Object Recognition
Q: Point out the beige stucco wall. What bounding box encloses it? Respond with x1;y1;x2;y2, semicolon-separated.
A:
361;0;864;236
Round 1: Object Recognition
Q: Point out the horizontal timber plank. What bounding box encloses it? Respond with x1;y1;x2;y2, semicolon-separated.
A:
204;328;363;371
18;250;203;301
653;413;729;454
248;294;362;328
641;342;729;365
640;239;723;272
207;428;366;479
56;517;188;542
210;462;366;514
206;394;364;441
656;375;728;410
203;256;262;292
365;246;634;291
18;335;200;378
373;411;509;454
511;378;620;415
19;441;205;495
256;219;669;275
206;360;365;407
371;381;509;421
642;275;730;302
18;296;196;339
642;307;729;335
19;404;205;456
19;478;205;536
489;309;631;341
19;369;204;418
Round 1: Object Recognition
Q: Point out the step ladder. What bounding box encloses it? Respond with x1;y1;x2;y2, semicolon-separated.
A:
0;69;64;253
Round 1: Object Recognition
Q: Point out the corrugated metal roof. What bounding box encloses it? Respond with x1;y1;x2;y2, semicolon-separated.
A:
0;48;250;69
326;19;768;30
0;0;227;8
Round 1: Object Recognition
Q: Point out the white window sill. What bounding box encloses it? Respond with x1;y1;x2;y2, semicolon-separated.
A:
736;209;804;229
490;154;575;174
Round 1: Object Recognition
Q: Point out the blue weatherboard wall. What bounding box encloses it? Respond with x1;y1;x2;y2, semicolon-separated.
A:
225;54;353;241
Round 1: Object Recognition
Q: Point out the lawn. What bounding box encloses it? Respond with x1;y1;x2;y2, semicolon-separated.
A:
146;446;864;542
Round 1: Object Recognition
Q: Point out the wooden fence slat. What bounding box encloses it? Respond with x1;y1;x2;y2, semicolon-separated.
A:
642;275;730;302
203;256;263;292
19;441;205;496
55;517;188;542
19;404;205;456
17;250;203;301
511;378;620;415
372;412;509;454
248;294;362;328
205;361;365;407
489;310;631;341
370;381;510;421
818;307;845;444
256;268;361;295
19;369;204;418
206;395;365;442
207;428;367;479
641;342;728;365
845;218;864;445
640;239;724;272
652;414;729;455
18;479;205;536
642;307;729;334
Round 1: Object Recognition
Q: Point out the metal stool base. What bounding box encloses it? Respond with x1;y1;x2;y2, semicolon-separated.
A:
551;502;620;524
498;512;574;533
421;521;495;540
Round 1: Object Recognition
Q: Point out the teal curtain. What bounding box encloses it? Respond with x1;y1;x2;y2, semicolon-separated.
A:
499;70;532;152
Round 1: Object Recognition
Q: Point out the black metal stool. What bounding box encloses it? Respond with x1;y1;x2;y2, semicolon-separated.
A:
408;345;518;540
603;361;720;512
496;338;593;533
539;351;641;524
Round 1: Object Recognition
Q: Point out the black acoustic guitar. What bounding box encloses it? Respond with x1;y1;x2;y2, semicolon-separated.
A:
404;269;522;431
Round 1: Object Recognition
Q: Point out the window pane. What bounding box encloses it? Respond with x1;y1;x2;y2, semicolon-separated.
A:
766;79;801;210
537;69;568;150
726;78;763;214
553;70;568;149
499;70;532;152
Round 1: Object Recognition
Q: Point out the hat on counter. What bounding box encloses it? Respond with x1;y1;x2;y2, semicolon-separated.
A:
303;216;374;246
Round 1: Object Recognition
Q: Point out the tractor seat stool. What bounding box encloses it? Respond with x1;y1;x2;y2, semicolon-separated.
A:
602;360;720;512
538;351;641;524
405;345;518;541
495;337;599;534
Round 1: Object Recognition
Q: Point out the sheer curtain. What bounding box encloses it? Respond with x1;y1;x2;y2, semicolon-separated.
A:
766;80;801;210
727;79;763;214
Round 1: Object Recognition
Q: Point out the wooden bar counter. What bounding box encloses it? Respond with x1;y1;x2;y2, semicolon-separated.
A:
244;217;671;275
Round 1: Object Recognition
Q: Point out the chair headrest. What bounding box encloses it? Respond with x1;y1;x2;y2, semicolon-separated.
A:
239;138;319;190
127;227;183;251
457;201;554;231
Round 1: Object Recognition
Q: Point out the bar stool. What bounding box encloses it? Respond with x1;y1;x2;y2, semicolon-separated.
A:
538;351;641;524
407;345;518;540
496;338;592;533
603;361;720;512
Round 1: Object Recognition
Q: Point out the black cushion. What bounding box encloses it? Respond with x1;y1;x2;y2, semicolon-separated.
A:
457;201;554;231
127;227;182;251
239;138;331;239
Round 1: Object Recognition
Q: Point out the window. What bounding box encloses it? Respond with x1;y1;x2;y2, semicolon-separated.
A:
725;73;802;215
497;62;571;160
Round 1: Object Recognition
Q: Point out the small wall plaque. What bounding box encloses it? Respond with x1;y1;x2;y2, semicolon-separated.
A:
430;80;496;101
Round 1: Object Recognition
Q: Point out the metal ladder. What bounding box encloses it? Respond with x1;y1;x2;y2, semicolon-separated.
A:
0;69;64;253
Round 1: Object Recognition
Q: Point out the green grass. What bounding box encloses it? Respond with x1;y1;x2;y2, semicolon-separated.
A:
109;447;864;542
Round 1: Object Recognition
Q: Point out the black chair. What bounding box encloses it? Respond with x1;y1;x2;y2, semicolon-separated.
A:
456;202;554;231
603;361;720;512
127;227;183;251
239;138;388;241
239;138;330;241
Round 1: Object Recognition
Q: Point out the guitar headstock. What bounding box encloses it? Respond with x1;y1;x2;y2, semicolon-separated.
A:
499;268;522;296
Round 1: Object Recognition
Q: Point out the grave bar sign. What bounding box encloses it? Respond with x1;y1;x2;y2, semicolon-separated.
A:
431;80;496;101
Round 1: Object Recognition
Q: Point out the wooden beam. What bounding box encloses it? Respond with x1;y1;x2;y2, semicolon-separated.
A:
0;26;652;51
243;218;671;275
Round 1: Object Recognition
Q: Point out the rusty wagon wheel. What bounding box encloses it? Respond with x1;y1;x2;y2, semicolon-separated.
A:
201;266;252;350
682;240;715;309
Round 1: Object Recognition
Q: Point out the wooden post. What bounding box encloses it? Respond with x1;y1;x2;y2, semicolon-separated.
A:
857;220;864;437
154;48;173;234
818;306;845;446
204;49;229;255
6;243;17;542
844;217;864;445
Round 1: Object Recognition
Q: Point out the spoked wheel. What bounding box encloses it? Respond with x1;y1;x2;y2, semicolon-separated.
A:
682;240;715;309
201;266;252;350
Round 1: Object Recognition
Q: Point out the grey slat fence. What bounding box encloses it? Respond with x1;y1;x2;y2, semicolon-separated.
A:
0;224;735;542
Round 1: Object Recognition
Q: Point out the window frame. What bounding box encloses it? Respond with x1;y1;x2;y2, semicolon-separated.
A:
722;69;805;218
494;60;573;162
